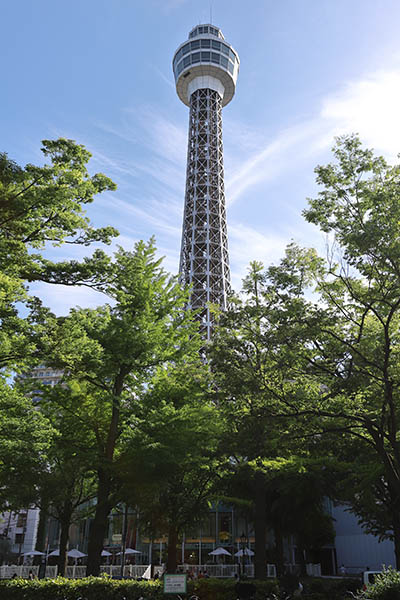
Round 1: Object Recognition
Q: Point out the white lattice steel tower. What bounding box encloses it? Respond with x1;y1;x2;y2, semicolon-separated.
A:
173;24;239;341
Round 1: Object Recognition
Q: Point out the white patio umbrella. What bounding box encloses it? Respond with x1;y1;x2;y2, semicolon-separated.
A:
22;550;45;556
101;550;112;557
67;549;87;559
209;547;232;556
116;548;141;555
234;548;254;557
48;549;60;556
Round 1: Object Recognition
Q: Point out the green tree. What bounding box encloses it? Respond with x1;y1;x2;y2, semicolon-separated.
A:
43;240;200;575
290;135;400;568
209;254;325;579
119;361;221;573
0;138;118;374
20;378;99;576
0;138;118;548
0;139;117;282
0;380;54;510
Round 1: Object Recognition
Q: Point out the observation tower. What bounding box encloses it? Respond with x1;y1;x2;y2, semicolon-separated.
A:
173;24;239;340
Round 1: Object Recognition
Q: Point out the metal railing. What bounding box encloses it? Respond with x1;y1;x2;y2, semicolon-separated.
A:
180;563;277;578
0;562;279;580
98;565;150;578
0;565;57;579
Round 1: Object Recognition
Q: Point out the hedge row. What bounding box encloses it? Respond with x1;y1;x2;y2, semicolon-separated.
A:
302;577;361;599
0;575;364;600
0;576;278;600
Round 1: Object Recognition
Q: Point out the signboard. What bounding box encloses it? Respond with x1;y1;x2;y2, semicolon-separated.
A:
163;574;187;594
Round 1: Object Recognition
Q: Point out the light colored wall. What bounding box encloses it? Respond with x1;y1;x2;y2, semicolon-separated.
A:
333;505;395;572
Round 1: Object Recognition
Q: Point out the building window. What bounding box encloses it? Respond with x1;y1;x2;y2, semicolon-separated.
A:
175;48;182;64
211;53;220;64
182;43;191;55
15;533;25;544
17;513;27;528
200;39;210;48
191;52;200;63
201;52;210;61
221;44;229;56
220;56;228;69
212;40;221;50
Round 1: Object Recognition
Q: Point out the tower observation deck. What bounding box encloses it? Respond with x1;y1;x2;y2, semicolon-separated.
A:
173;24;239;341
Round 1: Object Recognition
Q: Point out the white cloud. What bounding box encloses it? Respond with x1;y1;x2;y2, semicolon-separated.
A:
321;68;400;161
225;64;400;205
108;196;182;239
228;223;293;291
29;283;108;316
225;119;325;206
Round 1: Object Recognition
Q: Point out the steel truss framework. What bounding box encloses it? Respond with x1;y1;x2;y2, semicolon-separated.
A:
179;88;231;341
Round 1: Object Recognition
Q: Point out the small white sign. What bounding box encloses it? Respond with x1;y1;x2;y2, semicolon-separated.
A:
163;573;187;594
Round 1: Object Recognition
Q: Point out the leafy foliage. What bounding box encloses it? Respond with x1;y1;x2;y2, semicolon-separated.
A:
0;380;54;509
0;139;117;282
0;576;278;600
355;568;400;599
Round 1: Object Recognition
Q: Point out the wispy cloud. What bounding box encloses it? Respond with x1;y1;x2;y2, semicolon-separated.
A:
228;222;310;291
151;64;176;90
225;64;400;205
225;119;324;206
321;68;400;161
41;61;400;308
29;282;108;316
103;196;182;239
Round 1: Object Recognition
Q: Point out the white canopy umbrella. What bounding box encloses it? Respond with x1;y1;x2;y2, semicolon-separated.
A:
68;549;87;559
101;550;112;557
48;549;87;558
22;550;45;556
116;548;141;555
234;548;254;557
209;547;232;556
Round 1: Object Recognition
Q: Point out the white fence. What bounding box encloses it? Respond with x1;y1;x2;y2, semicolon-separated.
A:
0;562;279;580
0;565;57;579
98;565;151;578
180;563;277;578
306;563;322;577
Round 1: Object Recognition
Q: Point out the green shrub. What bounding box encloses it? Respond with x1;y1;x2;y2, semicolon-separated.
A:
192;577;278;600
0;575;279;600
354;567;400;599
0;575;164;600
302;576;361;599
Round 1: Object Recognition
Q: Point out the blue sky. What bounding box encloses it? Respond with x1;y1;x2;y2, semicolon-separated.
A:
3;0;400;313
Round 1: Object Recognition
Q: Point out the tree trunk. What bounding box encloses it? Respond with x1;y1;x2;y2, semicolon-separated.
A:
392;506;400;570
167;523;178;574
273;521;284;577
254;471;267;580
298;543;307;576
58;503;72;577
86;473;112;576
35;505;48;552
